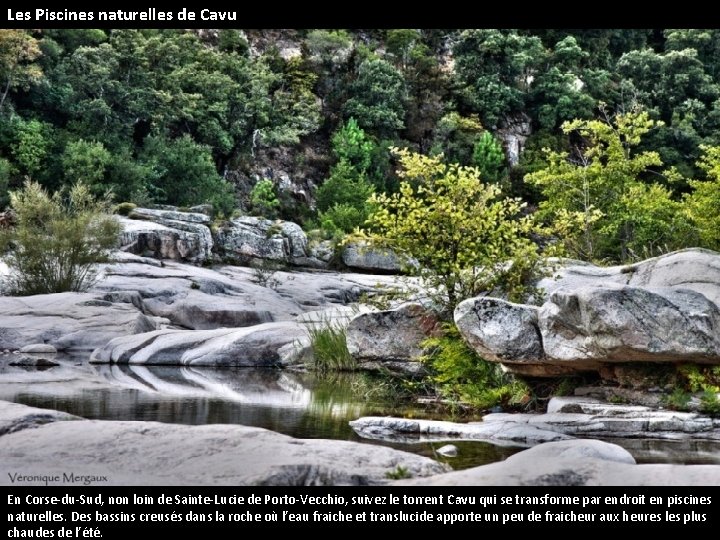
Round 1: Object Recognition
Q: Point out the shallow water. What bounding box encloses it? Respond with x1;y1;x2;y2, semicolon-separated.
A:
1;362;718;467
0;363;521;470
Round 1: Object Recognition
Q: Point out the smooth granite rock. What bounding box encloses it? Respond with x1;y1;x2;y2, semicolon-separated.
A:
0;401;448;486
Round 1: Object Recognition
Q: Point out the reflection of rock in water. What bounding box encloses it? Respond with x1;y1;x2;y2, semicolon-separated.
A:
94;364;312;406
602;438;720;465
0;362;366;440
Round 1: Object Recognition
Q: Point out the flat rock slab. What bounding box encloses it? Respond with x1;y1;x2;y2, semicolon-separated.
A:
19;344;57;354
352;396;720;448
0;292;166;352
401;439;720;486
0;401;79;436
0;402;448;486
94;259;405;330
349;416;571;446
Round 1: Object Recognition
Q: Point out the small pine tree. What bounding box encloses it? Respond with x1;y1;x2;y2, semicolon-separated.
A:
472;131;505;182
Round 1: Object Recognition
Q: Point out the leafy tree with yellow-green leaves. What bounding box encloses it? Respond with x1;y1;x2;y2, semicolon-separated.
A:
526;111;691;262
685;145;720;251
367;148;542;311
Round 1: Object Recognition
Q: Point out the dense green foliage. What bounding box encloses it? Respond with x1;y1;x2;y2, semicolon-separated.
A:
423;325;529;410
685;145;720;250
0;29;719;264
0;181;119;294
367;149;543;310
249;179;280;218
665;365;720;415
315;119;376;234
526;111;691;261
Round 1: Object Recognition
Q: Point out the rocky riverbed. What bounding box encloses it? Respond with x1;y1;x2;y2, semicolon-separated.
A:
1;209;719;485
1;400;719;486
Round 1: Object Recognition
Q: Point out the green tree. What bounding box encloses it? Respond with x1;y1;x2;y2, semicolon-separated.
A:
141;135;235;214
0;181;120;295
526;112;687;261
0;30;42;111
453;30;543;127
250;179;280;218
685;145;720;250
61;139;111;191
315;159;374;233
331;118;374;173
343;58;406;136
11;118;50;178
386;29;422;70
615;46;720;178
430;112;484;165
316;160;374;212
530;36;597;130
368;149;542;310
0;157;12;208
472;131;505;182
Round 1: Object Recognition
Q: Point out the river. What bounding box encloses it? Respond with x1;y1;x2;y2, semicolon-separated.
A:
0;361;718;468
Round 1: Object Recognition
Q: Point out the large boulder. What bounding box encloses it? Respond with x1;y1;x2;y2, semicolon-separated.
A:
454;297;544;364
457;249;720;376
538;248;720;306
89;322;308;367
0;401;448;486
0;292;166;352
341;241;406;273
346;303;440;375
540;285;720;367
216;216;322;267
118;207;213;264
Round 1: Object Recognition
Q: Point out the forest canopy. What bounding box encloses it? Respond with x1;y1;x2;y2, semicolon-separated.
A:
1;29;719;262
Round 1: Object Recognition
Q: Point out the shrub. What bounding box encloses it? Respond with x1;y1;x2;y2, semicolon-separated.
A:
319;203;366;235
422;324;529;410
384;466;411;480
664;388;691;411
114;202;136;216
700;390;720;416
141;134;236;215
0;181;119;295
250;179;279;218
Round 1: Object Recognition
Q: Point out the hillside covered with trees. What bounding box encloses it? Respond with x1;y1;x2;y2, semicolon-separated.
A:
1;28;719;266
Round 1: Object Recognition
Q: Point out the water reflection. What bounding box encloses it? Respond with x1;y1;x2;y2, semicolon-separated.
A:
1;362;716;467
0;362;519;468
